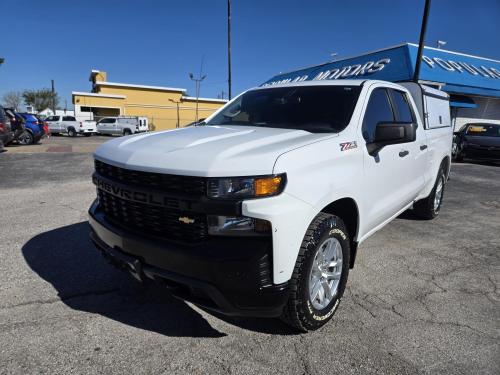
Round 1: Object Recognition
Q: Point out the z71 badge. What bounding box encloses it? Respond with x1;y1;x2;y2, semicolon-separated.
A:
339;141;357;151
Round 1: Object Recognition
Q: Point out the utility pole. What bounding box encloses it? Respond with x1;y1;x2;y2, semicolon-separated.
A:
51;79;56;114
227;0;232;100
413;0;432;83
168;98;181;128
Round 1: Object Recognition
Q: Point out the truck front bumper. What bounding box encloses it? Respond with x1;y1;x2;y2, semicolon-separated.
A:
88;200;289;317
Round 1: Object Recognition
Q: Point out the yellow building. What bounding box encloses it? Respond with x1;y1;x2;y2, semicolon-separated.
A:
72;70;227;131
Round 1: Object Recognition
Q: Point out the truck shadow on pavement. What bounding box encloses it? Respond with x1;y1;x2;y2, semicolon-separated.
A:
22;222;295;337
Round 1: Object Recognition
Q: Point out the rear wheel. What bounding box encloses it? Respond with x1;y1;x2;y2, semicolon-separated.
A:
67;128;77;137
18;130;34;145
84;133;91;137
281;213;350;332
123;128;132;136
414;167;446;220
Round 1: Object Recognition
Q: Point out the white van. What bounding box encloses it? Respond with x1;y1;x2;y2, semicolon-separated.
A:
97;116;149;136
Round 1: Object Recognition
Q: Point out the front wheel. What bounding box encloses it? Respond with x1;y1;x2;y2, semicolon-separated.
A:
281;213;350;332
451;138;463;162
414;167;446;220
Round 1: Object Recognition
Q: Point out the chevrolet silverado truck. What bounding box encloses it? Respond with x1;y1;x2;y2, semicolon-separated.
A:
88;80;452;331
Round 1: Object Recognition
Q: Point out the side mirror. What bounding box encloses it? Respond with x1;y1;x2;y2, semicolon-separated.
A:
366;122;416;155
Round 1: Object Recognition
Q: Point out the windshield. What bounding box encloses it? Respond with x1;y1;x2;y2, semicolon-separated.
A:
466;124;500;137
206;85;362;133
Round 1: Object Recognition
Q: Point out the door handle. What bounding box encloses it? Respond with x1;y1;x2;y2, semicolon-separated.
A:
399;150;409;157
420;144;428;151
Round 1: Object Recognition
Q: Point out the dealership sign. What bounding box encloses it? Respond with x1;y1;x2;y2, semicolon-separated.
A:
421;55;500;79
262;43;500;97
263;58;392;86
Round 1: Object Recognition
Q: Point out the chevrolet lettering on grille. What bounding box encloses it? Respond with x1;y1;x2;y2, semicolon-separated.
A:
92;174;180;208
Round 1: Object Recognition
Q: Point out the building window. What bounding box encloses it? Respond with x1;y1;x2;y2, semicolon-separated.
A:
80;106;92;112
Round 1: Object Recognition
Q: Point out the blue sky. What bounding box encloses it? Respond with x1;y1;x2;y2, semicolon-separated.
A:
1;0;499;107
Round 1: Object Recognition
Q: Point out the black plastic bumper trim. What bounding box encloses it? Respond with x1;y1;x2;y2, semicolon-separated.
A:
88;201;289;317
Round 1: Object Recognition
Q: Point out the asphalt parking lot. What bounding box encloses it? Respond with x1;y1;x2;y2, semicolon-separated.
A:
0;136;499;374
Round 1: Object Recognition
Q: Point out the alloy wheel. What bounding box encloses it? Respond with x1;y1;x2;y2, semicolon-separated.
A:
308;237;343;310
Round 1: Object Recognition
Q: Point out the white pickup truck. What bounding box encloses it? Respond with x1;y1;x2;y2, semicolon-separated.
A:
45;115;96;136
88;80;452;331
96;116;148;136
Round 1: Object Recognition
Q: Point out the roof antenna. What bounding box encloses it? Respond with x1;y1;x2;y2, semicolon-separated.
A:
413;0;432;83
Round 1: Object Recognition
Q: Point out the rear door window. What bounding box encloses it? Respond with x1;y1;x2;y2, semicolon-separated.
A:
63;116;76;121
99;118;116;124
389;90;414;123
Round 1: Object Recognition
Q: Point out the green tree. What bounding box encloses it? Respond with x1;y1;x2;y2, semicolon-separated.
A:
2;91;23;110
22;89;59;113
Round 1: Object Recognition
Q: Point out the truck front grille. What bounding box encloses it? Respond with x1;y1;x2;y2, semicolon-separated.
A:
98;190;208;243
94;159;207;195
94;160;209;243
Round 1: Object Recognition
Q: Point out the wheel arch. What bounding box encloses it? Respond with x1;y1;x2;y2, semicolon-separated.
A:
320;197;360;269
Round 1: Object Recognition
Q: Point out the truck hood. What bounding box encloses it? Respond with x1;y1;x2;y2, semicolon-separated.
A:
94;125;332;176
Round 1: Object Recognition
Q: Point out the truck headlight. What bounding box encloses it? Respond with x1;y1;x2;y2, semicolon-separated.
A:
207;174;286;199
208;215;271;236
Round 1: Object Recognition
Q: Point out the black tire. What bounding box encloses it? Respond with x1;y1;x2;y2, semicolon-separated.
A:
123;128;132;136
67;128;77;137
451;143;463;162
414;166;446;220
281;213;350;332
84;133;92;137
451;135;464;162
18;130;34;145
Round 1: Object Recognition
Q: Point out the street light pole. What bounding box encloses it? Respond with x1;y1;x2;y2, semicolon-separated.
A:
189;72;206;123
227;0;232;100
436;40;447;49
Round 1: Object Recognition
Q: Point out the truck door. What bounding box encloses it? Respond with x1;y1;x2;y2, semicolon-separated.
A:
53;116;62;132
111;118;119;134
360;87;424;231
388;88;427;194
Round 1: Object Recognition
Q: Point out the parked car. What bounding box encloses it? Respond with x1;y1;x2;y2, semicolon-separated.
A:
17;113;44;145
3;108;26;144
96;116;148;136
44;115;80;136
452;123;500;162
0;105;14;150
88;80;452;332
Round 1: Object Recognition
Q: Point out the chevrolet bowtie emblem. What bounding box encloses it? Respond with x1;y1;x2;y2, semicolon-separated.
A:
178;216;195;224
